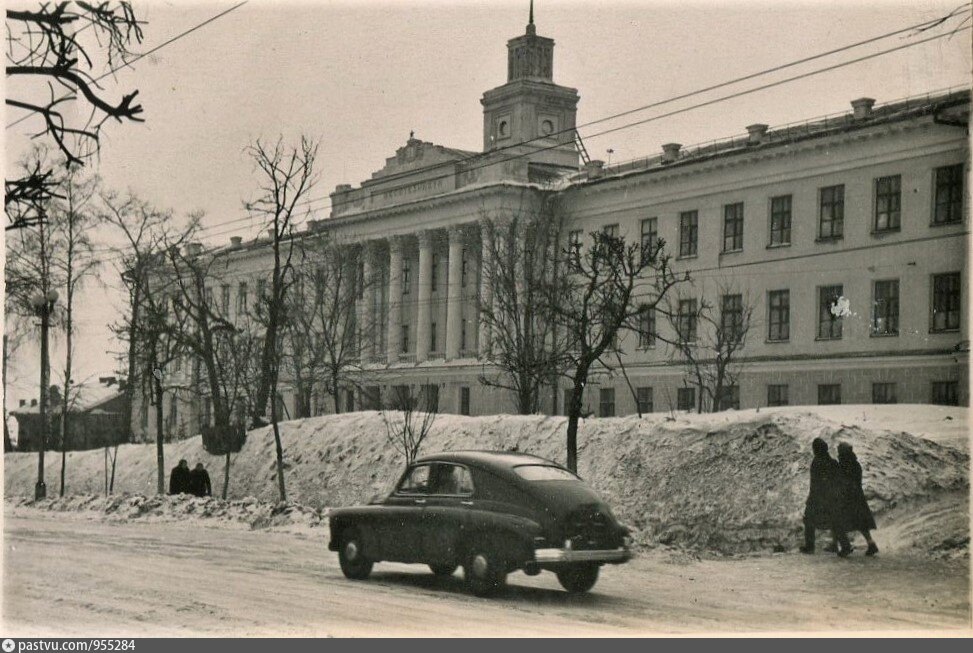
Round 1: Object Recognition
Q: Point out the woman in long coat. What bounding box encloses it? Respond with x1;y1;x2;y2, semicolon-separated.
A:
801;438;851;555
837;442;879;556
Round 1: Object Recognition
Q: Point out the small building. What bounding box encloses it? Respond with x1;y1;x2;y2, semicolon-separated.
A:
11;377;130;452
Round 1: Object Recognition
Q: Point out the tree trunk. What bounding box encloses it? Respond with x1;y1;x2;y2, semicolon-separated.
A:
109;445;118;494
104;447;108;496
565;382;585;473
155;379;165;495
222;450;230;500
272;394;287;502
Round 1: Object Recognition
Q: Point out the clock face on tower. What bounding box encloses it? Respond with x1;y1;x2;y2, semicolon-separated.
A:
540;118;555;136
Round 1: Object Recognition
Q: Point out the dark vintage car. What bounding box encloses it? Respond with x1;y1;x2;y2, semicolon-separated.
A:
328;450;632;596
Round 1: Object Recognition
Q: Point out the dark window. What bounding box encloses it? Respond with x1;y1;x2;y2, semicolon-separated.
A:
819;185;844;239
679;211;698;257
603;223;620;239
931;381;959;406
563;389;573;417
421;384;439;413
769;195;792;246
256;278;267;301
397;464;431;494
220;284;231;315
356;261;364;300
392;385;411;410
768;290;790;341
717;385;740;411
460;319;467;351
818;384;841;405
568;229;583;263
933;164;963;225
723;203;744;252
345;389;355;413
460;387;471;416
818;285;844;339
431;253;439;293
931;272;961;332
461;249;468;287
720;294;744;344
767;384;789;407
871;280;899;336
638;305;655;348
430;322;437;351
874;175;901;232
599;388;615;417
237;282;248;313
363;386;381;410
401;324;410;353
636;387;653;414
872;382;897;404
677;299;698;342
429;463;474;496
640;217;658;264
677;387;696;411
402;259;412;294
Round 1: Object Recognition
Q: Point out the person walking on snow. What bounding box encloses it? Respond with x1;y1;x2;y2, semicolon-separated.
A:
836;442;879;556
800;438;852;556
188;462;212;498
168;459;190;495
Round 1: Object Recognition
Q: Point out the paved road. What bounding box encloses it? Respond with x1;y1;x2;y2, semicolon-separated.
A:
2;513;969;636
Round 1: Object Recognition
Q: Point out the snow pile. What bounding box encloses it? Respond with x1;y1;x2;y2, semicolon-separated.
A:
4;407;968;555
5;493;328;534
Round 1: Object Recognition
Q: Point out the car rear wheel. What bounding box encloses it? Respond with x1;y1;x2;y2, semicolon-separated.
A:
556;563;599;593
338;529;373;580
463;546;506;597
429;563;458;577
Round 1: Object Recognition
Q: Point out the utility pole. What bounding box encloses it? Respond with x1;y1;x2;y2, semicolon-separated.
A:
30;289;58;500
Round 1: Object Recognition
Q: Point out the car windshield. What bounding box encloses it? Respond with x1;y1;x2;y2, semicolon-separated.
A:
513;464;579;481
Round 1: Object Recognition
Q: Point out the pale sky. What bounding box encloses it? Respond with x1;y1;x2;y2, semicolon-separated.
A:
3;0;970;406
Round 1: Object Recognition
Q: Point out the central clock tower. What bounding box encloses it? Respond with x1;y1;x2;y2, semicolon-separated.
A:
480;6;580;170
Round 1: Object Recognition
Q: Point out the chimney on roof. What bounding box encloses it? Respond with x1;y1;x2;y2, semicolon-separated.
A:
661;143;682;164
230;236;242;248
746;124;769;145
584;159;605;180
186;242;203;256
851;97;876;120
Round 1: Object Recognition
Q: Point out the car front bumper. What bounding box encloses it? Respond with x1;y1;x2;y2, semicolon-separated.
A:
533;546;632;564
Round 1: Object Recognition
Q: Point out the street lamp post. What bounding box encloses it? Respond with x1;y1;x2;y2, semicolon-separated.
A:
30;288;58;500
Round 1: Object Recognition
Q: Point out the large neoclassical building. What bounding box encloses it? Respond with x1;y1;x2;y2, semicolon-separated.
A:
139;14;969;439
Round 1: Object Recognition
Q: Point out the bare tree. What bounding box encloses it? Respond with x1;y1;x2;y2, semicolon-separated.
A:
546;229;683;472
5;1;144;231
661;279;756;413
245;136;319;502
382;386;438;466
478;192;568;414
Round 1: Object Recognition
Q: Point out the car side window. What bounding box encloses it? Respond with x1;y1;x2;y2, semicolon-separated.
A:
428;463;474;496
396;464;431;494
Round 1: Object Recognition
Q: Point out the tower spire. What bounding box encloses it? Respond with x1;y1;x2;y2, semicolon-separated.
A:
527;0;536;35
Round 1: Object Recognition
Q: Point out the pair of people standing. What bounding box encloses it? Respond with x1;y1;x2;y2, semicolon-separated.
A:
801;438;879;557
168;459;212;497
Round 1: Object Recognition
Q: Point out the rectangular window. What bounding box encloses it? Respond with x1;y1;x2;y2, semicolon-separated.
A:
460;387;471;416
819;185;844;239
933;164;963;225
818;285;844;340
767;384;789;407
563;389;572;417
363;386;381;411
874;175;901;232
768;290;790;342
677;299;698;342
431;253;439;293
237;282;248;314
677;387;696;412
679;211;698;257
221;285;230;315
818;384;841;405
602;223;620;239
345;389;356;413
568;229;583;262
722;202;744;252
256;278;267;302
721;294;744;344
430;322;437;352
460;319;467;351
401;324;410;353
392;385;411;410
769;195;792;246
931;272;961;332
872;382;897;404
871;279;899;336
356;261;364;300
636;387;653;414
402;259;412;294
640;217;658;264
421;384;439;413
717;385;740;411
598;388;615;418
931;381;959;406
637;305;655;348
461;249;468;287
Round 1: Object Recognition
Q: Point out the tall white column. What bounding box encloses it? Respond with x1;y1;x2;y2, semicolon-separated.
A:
360;242;377;363
415;230;433;363
445;225;465;360
386;236;404;361
478;221;494;360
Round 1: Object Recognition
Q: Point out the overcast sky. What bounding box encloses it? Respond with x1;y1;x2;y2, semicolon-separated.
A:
3;0;970;406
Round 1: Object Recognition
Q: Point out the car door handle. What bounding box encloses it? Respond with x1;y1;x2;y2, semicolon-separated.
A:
460;501;473;506
414;498;426;505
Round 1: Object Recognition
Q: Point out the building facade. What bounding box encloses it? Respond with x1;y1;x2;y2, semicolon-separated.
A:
135;16;969;441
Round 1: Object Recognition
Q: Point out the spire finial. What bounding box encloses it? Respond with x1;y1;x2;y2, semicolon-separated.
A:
526;0;536;35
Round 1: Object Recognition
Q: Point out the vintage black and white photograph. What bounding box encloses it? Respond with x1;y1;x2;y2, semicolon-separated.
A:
1;0;971;638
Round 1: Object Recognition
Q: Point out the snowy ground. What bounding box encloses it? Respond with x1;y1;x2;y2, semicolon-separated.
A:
2;511;969;636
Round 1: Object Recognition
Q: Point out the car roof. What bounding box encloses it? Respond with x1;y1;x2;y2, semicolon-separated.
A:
414;450;564;471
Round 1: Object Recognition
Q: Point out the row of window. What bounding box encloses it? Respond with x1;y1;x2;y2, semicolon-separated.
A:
633;272;961;347
398;318;473;354
588;379;961;417
400;250;472;295
624;163;964;261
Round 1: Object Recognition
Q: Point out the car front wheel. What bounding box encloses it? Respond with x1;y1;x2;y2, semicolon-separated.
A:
464;546;506;597
338;529;373;580
556;563;599;593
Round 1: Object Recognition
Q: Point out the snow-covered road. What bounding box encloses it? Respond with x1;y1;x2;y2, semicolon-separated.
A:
2;512;969;636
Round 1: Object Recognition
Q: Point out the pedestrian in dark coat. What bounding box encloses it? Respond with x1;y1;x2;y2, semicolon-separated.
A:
837;442;878;556
168;459;191;495
800;437;851;556
188;462;212;498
